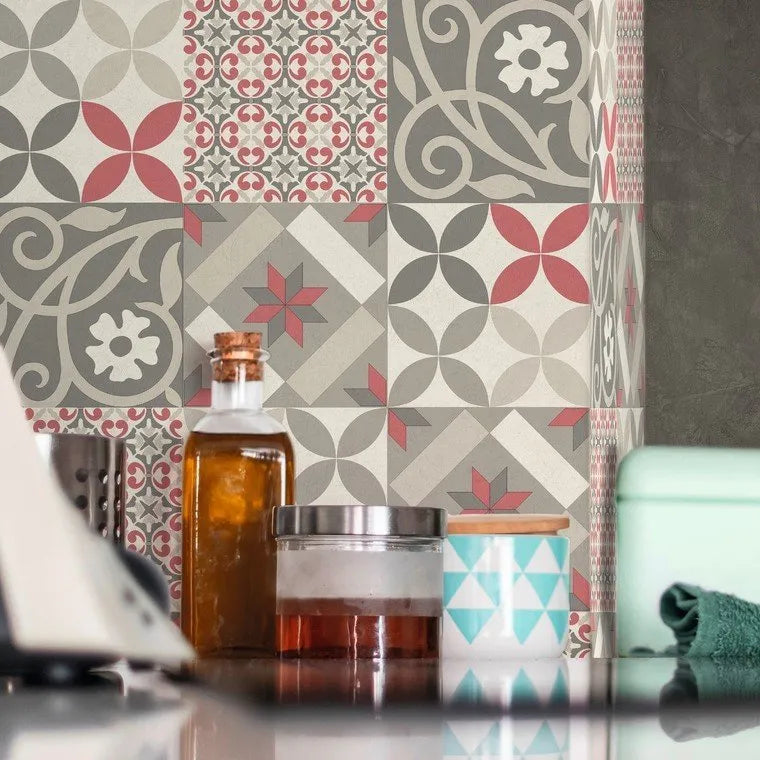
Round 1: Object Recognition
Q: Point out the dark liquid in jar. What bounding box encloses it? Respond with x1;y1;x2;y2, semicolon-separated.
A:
276;598;441;659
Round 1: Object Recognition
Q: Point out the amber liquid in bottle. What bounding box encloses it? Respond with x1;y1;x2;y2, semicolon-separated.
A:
182;333;294;657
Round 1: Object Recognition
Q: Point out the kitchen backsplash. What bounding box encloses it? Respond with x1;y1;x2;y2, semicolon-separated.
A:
2;0;642;657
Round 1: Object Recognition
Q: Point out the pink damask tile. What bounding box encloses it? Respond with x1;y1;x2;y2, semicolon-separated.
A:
617;0;643;203
183;0;387;202
590;0;618;203
26;407;185;616
590;408;616;617
565;611;592;657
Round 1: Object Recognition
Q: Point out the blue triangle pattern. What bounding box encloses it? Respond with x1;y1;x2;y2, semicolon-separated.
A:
547;610;569;643
512;667;539;704
448;535;491;570
452;668;483;703
548;537;568;571
443;572;468;606
447;608;495;643
473;571;501;606
514;535;542;570
525;572;561;607
526;721;560;755
443;724;467;756
474;722;501;756
513;609;543;644
549;666;569;705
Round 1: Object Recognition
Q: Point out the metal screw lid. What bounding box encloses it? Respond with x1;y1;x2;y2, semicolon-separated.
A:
273;505;447;538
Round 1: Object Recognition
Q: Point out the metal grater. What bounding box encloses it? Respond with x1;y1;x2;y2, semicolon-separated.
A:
34;433;126;543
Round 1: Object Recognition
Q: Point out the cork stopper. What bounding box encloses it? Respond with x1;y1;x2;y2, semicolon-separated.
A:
211;332;265;382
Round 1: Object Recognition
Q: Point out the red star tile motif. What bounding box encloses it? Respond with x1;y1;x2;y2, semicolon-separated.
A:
244;263;327;347
345;364;387;407
448;467;532;513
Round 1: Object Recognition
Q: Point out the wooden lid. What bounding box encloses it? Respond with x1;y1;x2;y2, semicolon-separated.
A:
447;514;570;535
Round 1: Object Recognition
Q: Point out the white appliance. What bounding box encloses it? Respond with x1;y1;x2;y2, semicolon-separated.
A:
0;348;193;678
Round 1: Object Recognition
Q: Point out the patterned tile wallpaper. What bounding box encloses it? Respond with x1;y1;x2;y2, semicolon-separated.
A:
0;0;644;656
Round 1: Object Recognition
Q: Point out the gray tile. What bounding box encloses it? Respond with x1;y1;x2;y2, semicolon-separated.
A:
388;0;590;201
182;203;388;408
387;407;589;607
616;204;644;407
0;204;182;406
590;204;619;407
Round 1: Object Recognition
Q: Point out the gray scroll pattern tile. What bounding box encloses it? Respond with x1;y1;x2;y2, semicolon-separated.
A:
182;203;387;407
0;204;183;406
388;0;590;202
590;204;618;407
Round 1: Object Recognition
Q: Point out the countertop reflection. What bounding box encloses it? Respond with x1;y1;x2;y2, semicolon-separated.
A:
4;658;760;759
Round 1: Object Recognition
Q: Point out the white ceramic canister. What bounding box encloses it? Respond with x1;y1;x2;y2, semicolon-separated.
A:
443;514;570;658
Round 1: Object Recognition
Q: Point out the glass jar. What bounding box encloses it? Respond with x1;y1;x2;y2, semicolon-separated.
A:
273;505;446;659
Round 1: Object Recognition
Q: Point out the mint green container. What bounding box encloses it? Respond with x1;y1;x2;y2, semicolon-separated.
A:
616;446;760;655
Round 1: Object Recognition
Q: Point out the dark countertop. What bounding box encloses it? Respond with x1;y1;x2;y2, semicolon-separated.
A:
3;657;760;759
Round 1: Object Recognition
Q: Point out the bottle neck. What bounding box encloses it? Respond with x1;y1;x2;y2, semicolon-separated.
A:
211;379;263;411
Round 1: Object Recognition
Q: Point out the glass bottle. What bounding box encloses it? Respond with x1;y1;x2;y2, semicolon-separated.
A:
182;332;294;657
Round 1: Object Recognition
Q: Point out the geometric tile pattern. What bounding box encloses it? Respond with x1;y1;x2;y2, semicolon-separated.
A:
617;203;644;407
389;204;591;407
183;0;387;203
388;407;590;609
388;0;590;202
1;0;643;657
616;406;644;459
617;0;643;203
25;406;185;617
590;408;616;654
0;1;184;202
590;0;618;203
182;203;387;407
269;406;387;507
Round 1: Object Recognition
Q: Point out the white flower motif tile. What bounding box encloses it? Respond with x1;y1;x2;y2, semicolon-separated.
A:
388;203;591;407
495;24;571;97
388;0;590;202
0;204;183;406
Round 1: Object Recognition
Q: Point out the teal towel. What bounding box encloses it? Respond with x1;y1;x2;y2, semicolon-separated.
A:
660;661;760;740
660;583;760;658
